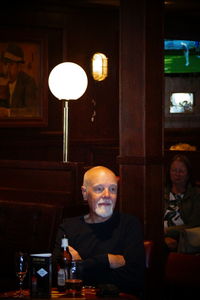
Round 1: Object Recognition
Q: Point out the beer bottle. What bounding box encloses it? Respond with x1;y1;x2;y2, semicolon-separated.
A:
57;235;72;292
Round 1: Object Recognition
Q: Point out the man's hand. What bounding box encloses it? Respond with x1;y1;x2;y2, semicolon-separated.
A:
108;254;125;269
68;245;82;260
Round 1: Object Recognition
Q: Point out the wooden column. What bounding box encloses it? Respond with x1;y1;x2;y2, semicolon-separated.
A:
119;0;164;298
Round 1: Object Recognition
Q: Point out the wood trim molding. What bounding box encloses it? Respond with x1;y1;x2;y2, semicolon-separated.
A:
117;155;163;165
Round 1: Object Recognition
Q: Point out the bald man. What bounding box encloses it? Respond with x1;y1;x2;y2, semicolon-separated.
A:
53;166;145;296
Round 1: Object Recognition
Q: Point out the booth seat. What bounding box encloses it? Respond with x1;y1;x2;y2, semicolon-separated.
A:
164;252;200;299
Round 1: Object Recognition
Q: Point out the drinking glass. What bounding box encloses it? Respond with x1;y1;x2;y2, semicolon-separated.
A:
15;252;28;298
66;260;83;297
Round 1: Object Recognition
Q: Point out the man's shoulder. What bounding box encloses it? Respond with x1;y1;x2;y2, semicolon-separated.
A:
116;211;141;225
61;215;83;226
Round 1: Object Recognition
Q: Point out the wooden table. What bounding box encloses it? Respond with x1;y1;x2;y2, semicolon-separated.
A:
0;287;138;300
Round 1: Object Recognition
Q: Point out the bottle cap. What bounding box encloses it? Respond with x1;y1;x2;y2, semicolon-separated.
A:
61;237;69;248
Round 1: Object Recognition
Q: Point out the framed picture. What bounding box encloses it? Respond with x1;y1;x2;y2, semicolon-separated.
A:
0;29;48;127
170;92;194;113
165;75;200;128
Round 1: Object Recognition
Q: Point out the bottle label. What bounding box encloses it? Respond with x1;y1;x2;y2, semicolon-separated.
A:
57;268;66;286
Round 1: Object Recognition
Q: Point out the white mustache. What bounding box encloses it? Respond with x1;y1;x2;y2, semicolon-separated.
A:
97;198;112;205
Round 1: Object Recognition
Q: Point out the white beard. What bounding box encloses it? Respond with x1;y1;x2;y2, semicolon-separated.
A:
95;198;114;218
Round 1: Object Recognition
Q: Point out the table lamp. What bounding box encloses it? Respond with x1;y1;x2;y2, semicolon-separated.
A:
48;62;88;162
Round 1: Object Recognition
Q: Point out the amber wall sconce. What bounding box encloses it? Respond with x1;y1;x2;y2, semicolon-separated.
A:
92;53;108;81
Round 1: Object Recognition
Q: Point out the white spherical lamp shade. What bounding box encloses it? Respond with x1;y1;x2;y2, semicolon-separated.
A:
48;62;88;100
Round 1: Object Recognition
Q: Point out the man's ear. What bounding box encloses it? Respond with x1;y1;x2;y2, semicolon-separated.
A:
81;185;87;201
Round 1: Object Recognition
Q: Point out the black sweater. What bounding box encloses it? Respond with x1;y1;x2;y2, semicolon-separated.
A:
53;211;145;295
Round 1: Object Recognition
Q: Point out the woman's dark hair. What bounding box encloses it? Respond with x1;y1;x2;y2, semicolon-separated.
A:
166;154;195;187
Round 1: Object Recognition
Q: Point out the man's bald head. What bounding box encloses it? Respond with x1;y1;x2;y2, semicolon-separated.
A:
83;166;117;188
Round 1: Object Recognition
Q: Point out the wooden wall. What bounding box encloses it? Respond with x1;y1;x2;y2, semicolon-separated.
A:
0;1;199;171
0;0;200;296
0;160;85;212
119;1;164;298
0;5;119;289
0;2;119;173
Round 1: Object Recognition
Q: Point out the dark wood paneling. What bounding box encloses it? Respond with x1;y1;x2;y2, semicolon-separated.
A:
0;4;119;165
119;1;164;299
0;160;85;212
119;0;164;237
69;139;119;173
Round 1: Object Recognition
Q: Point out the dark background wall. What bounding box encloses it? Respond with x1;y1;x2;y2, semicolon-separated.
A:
0;1;200;173
0;2;119;173
0;1;200;297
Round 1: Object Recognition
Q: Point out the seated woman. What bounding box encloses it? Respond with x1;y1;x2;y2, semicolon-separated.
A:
164;154;200;251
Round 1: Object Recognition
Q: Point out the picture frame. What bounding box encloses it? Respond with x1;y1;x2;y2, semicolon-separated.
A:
0;29;48;127
169;92;194;113
165;75;200;128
